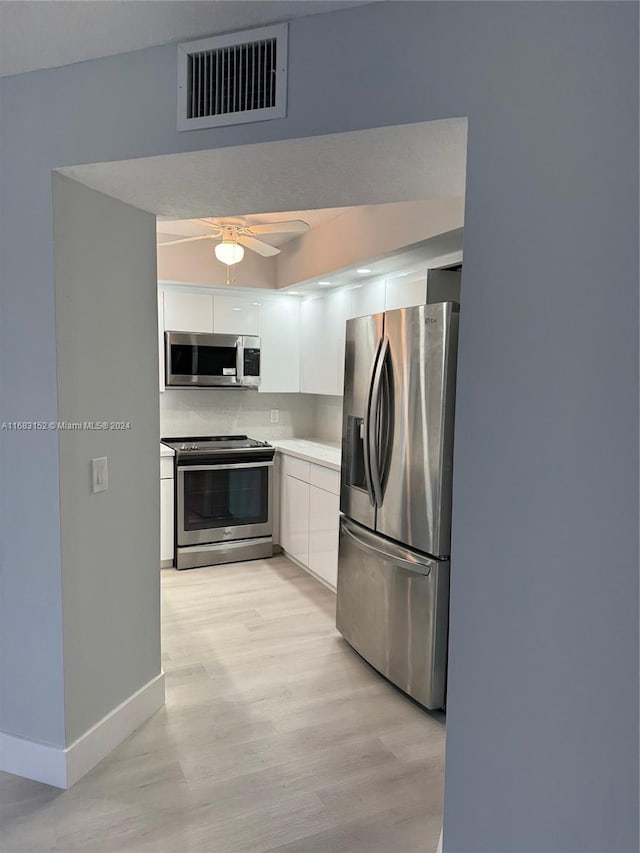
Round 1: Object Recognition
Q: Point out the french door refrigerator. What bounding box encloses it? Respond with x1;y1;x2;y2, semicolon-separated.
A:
336;300;459;710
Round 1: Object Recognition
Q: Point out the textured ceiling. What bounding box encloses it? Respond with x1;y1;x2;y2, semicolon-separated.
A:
60;120;468;219
0;0;372;77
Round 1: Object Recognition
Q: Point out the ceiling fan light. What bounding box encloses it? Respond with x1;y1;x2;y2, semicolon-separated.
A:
214;240;244;266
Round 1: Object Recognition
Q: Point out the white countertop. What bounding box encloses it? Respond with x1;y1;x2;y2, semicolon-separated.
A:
160;443;175;457
272;439;341;471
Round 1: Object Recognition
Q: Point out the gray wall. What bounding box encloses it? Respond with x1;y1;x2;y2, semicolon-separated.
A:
52;175;161;743
0;3;637;850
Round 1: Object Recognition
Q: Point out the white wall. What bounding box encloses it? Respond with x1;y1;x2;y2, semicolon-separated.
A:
160;390;317;440
53;174;162;744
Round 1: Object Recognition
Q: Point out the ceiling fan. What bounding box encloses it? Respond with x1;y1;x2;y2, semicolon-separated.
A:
157;218;310;266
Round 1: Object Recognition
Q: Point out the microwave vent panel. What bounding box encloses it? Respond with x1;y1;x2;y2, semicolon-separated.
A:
177;24;288;131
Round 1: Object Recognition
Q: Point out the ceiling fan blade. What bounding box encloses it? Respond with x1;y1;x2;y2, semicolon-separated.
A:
237;234;281;257
157;235;216;247
195;219;223;234
246;220;309;236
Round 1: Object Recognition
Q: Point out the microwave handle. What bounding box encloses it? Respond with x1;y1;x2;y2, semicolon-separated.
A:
236;342;244;385
164;332;171;383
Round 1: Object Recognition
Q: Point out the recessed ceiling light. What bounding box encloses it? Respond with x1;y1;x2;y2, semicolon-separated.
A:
356;268;372;274
232;307;242;311
288;291;302;295
251;302;260;306
351;285;363;290
394;272;409;278
318;280;332;286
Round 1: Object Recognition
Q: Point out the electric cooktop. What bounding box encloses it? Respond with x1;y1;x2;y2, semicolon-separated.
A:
161;435;274;463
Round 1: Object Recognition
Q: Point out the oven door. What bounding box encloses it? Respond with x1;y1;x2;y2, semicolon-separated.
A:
177;461;273;546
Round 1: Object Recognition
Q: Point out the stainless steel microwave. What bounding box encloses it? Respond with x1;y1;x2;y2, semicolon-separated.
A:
165;332;261;388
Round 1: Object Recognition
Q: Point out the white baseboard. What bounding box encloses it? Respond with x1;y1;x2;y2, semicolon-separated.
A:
0;672;165;789
0;729;68;788
65;671;165;786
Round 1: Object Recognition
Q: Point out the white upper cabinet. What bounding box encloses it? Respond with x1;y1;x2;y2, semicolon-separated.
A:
349;276;386;318
158;291;165;393
300;287;352;396
300;295;327;395
384;271;428;311
213;294;259;336
163;290;214;333
258;297;301;393
326;286;352;395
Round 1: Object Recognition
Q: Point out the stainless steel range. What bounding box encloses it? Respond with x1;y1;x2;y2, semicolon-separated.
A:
161;435;275;570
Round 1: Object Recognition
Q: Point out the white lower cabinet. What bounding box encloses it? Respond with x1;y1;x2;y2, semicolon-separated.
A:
160;477;174;564
308;486;339;589
279;454;340;591
281;474;310;565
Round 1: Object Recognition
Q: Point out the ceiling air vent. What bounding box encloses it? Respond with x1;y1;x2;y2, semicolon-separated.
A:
177;23;288;131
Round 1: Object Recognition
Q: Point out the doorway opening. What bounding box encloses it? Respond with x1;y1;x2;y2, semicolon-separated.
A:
53;117;468;850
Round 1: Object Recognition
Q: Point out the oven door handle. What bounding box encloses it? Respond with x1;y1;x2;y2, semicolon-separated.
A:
178;462;274;472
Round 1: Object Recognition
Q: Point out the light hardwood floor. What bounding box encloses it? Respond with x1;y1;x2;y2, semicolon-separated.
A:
0;556;445;852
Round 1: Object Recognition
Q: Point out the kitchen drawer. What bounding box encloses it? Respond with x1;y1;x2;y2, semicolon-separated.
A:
281;455;311;483
160;457;174;479
309;463;340;495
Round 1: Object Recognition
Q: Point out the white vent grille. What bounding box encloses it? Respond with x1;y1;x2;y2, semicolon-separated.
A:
177;24;287;131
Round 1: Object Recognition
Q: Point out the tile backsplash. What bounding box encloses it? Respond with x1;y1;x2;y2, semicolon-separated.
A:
160;389;317;439
161;389;345;443
160;390;344;443
313;395;343;444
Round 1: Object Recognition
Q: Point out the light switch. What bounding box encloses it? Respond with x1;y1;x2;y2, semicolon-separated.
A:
91;457;108;493
270;409;279;424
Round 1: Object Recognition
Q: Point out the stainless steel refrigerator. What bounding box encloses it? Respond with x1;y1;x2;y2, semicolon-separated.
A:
336;297;459;710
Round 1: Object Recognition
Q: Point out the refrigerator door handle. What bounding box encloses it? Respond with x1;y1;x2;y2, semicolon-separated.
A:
340;516;434;576
378;338;394;499
363;338;383;507
369;336;389;508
